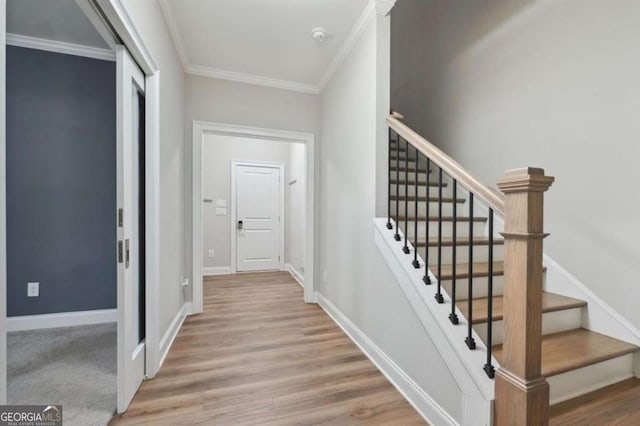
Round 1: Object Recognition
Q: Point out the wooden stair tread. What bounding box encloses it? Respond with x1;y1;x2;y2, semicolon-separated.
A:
394;215;486;222
390;195;465;203
437;261;504;280
415;236;504;247
389;178;447;187
550;378;640;424
493;329;640;377
458;292;586;324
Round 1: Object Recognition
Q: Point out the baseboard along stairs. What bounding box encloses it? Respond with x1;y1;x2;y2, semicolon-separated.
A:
375;112;640;425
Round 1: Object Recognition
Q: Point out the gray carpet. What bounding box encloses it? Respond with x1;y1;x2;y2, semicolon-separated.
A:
8;323;117;426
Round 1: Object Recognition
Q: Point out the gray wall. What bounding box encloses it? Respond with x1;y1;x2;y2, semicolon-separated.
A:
391;0;640;328
6;46;116;316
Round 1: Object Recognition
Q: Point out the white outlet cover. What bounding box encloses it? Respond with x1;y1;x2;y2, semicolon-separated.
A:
208;249;215;258
27;282;39;297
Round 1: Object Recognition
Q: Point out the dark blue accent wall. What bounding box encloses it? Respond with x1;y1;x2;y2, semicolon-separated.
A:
6;46;116;316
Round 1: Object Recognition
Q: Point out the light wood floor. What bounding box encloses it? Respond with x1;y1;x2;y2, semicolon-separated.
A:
111;271;425;425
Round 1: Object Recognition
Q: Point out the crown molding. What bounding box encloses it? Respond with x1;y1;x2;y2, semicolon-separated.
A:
375;0;397;16
186;64;320;95
158;0;189;68
6;33;115;61
317;0;376;91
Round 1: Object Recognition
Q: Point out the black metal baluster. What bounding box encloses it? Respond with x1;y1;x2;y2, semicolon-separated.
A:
387;128;393;230
403;141;410;254
394;136;401;241
435;168;444;303
465;193;476;349
484;208;495;378
412;148;420;268
423;158;432;285
449;180;459;323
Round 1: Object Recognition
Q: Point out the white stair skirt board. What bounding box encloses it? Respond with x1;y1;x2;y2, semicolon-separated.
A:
158;304;187;370
285;263;304;288
373;218;493;426
202;266;232;276
318;294;457;426
548;354;635;405
6;309;117;332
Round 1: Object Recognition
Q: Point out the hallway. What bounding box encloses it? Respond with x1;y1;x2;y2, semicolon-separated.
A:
111;271;425;425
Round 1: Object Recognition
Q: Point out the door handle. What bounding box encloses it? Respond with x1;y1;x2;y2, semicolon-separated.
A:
237;220;243;230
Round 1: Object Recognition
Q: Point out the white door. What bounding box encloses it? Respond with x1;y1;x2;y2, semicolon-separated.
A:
116;45;145;413
236;164;282;272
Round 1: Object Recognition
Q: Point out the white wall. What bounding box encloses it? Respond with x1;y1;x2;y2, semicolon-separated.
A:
319;16;463;423
184;75;319;286
0;0;7;405
202;135;291;270
286;142;306;274
391;0;640;329
122;0;186;337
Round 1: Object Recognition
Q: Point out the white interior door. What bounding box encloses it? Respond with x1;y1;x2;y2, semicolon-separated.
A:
116;45;145;413
236;164;282;272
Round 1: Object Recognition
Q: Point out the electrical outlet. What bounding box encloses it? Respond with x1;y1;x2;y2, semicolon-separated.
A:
181;277;190;288
208;249;215;258
27;282;39;297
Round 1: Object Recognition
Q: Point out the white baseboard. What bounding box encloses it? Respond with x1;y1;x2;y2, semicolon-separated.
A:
158;304;187;369
7;309;117;332
285;263;304;288
202;266;232;276
318;294;457;426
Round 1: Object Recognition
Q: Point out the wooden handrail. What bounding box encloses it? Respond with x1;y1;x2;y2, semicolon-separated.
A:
387;114;505;216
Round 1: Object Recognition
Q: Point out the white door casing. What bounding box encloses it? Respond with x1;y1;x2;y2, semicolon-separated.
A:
116;45;145;413
234;163;284;272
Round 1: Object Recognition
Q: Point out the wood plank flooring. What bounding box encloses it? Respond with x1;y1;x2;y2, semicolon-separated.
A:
111;271;425;425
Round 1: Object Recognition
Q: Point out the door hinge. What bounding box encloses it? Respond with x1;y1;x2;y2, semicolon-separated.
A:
118;240;123;263
118;208;123;227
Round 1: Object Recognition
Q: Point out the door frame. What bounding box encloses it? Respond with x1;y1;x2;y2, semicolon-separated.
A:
192;121;317;312
230;161;286;273
0;0;8;405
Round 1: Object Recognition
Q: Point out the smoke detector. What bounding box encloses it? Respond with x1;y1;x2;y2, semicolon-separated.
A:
311;28;331;43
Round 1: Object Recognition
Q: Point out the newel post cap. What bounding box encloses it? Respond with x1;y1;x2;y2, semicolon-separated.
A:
496;167;554;194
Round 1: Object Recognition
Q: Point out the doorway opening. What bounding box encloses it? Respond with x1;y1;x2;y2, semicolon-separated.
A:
192;122;316;313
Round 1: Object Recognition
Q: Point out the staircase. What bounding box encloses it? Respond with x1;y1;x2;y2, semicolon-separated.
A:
383;112;640;425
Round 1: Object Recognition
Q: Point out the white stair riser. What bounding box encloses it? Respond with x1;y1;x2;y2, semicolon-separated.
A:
418;244;504;264
391;201;466;217
391;184;453;198
473;308;582;346
390;171;437;182
396;221;487;239
548;354;635;405
441;276;506;300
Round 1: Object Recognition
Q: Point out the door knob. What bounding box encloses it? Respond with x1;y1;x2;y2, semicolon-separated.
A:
237;220;243;230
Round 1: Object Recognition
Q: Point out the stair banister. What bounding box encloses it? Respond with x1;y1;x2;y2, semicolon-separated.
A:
495;167;554;425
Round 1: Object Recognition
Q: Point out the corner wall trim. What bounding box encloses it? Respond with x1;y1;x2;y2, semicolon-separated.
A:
6;309;117;332
317;294;457;426
158;304;186;370
285;263;304;288
202;266;232;276
6;33;115;61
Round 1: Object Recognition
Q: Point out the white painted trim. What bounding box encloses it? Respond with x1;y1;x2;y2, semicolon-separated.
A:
186;64;319;95
6;309;117;332
158;0;189;67
373;218;493;425
374;0;398;16
317;1;376;91
543;254;640;346
230;160;286;274
0;0;7;405
158;304;186;370
202;266;232;276
286;263;304;288
192;121;317;313
318;294;457;426
6;33;115;61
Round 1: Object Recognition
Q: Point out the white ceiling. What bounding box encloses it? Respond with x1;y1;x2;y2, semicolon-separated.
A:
7;0;108;49
160;0;373;94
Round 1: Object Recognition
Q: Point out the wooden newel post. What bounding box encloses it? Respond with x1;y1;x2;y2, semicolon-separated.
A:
494;167;554;426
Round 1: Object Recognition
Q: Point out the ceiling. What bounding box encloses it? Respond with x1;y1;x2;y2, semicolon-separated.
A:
160;0;373;94
7;0;108;49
